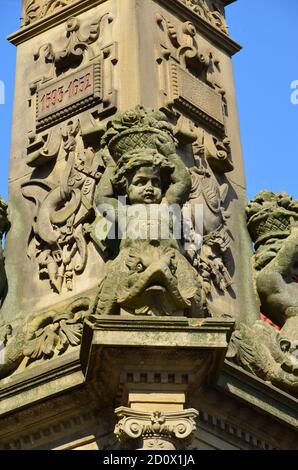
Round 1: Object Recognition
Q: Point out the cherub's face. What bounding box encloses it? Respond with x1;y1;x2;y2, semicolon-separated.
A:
127;166;162;204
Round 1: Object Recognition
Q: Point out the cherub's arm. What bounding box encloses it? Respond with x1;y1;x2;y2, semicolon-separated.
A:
157;137;191;205
94;150;119;212
264;225;298;277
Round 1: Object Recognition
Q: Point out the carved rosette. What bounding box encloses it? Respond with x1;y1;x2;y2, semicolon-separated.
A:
114;407;199;450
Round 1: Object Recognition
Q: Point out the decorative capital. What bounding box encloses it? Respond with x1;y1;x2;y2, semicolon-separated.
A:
114;407;199;450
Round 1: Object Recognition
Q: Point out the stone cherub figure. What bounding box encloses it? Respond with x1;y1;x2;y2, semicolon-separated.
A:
91;107;205;318
228;191;298;395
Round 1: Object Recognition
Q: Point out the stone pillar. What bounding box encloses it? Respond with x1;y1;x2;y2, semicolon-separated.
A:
2;0;258;327
0;0;260;451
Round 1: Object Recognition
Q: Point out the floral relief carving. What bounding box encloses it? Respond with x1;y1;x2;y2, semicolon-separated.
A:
22;119;104;294
34;14;114;76
156;13;226;135
22;0;77;26
0;297;90;379
178;0;229;35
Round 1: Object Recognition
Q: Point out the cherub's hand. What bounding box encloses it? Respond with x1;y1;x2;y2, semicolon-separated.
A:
291;223;298;236
155;134;176;158
101;148;115;168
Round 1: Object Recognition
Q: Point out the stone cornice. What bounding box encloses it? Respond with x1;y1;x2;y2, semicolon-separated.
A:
216;361;298;431
155;0;241;56
8;0;108;46
0;350;85;418
10;0;241;56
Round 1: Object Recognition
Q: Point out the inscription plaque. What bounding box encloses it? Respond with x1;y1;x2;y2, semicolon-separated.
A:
36;64;101;130
168;62;225;134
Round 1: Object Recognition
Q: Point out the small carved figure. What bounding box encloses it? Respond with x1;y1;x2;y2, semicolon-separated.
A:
228;191;298;395
183;130;233;297
247;190;298;329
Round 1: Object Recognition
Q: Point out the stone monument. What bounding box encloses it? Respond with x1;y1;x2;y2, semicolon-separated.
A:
0;0;296;450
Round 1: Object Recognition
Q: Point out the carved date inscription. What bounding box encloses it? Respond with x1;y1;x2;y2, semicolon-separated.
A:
36;64;101;130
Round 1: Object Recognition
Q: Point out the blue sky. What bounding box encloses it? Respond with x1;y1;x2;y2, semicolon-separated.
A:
0;0;297;201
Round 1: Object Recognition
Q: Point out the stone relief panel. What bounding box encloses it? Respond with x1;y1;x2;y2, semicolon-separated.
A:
178;0;228;35
22;0;77;26
21;12;118;295
90;106;207;320
156;12;227;136
21;1;229;36
185;130;233;296
22;119;104;294
28;13;117;136
0;106;232;379
0;296;89;379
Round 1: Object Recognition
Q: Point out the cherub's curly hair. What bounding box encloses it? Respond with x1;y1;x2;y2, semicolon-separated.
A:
112;149;175;196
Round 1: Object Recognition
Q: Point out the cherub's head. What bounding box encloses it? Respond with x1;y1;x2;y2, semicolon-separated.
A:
112;149;174;204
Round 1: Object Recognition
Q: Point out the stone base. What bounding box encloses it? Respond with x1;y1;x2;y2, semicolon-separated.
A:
80;316;234;449
81;316;235;402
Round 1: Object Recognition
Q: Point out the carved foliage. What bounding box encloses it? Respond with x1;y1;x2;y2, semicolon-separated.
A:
22;119;104;294
183;129;233;298
0;297;90;379
156;14;226;134
22;0;77;26
29;14;117;133
178;0;228;35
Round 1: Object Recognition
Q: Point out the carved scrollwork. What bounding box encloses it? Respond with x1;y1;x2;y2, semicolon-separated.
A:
156;13;222;88
22;0;77;27
28;14;117;134
115;408;199;450
22;119;104;294
178;0;229;35
183;129;234;300
156;14;226;135
34;14;114;76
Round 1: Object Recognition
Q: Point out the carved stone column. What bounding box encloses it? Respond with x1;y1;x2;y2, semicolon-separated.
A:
115;407;198;450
